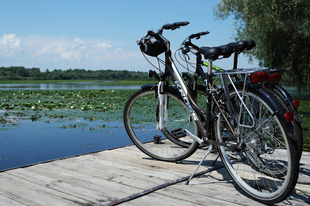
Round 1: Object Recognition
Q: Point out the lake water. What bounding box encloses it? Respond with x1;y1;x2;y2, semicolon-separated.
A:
0;82;141;90
0;82;142;171
0;119;133;171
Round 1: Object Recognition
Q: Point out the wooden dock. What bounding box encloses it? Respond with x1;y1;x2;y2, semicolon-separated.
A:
0;145;309;206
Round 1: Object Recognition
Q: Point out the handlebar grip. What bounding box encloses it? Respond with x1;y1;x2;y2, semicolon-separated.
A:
189;31;210;39
174;21;190;27
162;21;190;30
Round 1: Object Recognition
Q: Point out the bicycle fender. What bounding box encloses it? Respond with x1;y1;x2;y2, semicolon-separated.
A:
273;84;302;124
141;83;158;91
252;85;298;143
140;83;182;99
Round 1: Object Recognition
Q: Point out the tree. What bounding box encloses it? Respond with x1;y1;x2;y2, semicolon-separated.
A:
214;0;310;91
16;67;27;77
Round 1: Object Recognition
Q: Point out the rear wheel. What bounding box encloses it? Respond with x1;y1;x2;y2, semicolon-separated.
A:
214;87;299;204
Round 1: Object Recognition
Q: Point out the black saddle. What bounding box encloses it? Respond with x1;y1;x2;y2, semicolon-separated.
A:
199;44;234;61
228;40;256;53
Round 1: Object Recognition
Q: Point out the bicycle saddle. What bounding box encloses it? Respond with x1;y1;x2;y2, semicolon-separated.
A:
218;44;234;58
245;40;256;50
199;44;233;61
228;40;256;53
199;46;222;61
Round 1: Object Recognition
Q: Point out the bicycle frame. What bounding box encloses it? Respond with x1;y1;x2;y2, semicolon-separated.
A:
157;47;280;151
157;49;242;148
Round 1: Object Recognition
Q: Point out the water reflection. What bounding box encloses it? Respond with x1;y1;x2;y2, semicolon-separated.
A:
0;119;132;172
0;82;141;90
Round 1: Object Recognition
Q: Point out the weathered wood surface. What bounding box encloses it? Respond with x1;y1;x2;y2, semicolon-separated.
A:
0;145;309;206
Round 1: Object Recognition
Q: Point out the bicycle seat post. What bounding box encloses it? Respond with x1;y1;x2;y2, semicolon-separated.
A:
233;53;238;70
207;59;213;76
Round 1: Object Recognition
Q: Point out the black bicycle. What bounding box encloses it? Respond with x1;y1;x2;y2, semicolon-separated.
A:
123;22;300;204
176;32;303;160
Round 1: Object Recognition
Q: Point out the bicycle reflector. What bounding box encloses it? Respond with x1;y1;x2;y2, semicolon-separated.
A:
268;73;281;82
293;100;299;108
250;71;267;84
285;112;294;122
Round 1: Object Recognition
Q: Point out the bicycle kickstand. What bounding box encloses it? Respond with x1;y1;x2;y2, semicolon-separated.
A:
185;144;213;185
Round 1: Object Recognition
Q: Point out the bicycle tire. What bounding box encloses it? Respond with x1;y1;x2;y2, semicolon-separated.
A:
214;86;299;204
124;86;199;162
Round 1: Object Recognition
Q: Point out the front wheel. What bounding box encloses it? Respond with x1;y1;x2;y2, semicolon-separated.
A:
123;87;199;162
214;87;299;204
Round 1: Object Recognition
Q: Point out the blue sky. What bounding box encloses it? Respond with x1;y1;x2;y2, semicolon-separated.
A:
0;0;258;72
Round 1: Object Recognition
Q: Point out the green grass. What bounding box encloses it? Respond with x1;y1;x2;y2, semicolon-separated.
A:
289;91;310;152
96;80;156;85
0;79;156;85
0;79;99;84
297;99;310;152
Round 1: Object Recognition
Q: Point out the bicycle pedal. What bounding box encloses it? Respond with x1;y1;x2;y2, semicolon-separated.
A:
170;128;186;138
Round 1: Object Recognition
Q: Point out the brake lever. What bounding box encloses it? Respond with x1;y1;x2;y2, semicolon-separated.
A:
182;46;190;54
171;26;180;30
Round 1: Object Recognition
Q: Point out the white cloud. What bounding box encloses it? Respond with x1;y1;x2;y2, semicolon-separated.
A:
0;34;145;71
0;33;22;56
74;38;83;44
36;38;88;61
114;47;123;55
95;42;112;48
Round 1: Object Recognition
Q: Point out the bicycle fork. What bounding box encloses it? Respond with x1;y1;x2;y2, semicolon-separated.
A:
157;80;205;145
157;81;169;131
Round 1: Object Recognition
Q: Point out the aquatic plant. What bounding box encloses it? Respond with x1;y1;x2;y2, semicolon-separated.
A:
0;89;135;122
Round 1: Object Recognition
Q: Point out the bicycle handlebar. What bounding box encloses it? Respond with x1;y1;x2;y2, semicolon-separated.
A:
180;31;210;54
137;21;190;46
157;21;190;34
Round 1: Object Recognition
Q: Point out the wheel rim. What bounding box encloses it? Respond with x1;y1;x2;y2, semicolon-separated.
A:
216;91;292;200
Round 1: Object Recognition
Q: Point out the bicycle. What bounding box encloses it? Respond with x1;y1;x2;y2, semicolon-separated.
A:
177;34;301;179
176;31;303;180
176;33;303;160
123;22;300;204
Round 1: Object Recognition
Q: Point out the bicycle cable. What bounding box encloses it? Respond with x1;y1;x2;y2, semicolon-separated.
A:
141;50;163;73
141;50;176;83
174;48;196;74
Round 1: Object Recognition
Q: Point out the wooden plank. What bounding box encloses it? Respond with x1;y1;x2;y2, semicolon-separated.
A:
168;176;264;206
0;173;93;206
126;192;204;206
61;152;184;180
94;146;220;174
0;145;308;206
37;160;167;190
0;194;26;206
44;154;179;183
130;187;242;206
6;166;141;205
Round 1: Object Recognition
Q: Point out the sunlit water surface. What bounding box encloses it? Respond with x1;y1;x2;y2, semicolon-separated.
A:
0;119;132;171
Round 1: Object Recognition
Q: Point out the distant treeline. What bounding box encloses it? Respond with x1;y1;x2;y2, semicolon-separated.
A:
0;66;149;80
